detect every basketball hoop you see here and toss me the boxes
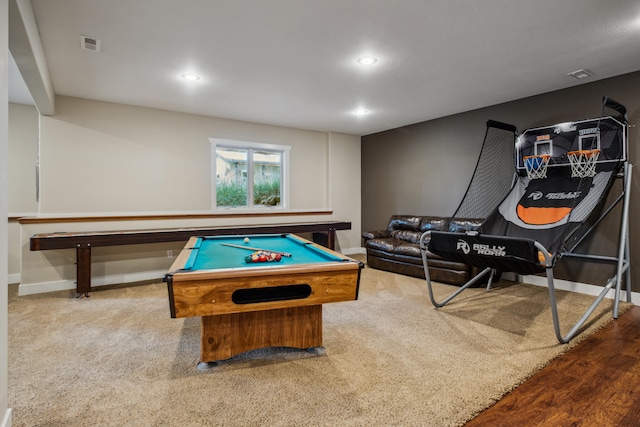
[524,154,551,179]
[567,149,600,178]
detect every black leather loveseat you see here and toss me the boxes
[362,215,483,285]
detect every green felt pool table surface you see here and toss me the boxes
[184,233,345,271]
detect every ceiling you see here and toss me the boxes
[9,0,640,136]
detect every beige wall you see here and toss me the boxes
[8,103,38,213]
[2,0,11,420]
[13,96,362,294]
[362,70,640,291]
[327,131,362,251]
[7,220,21,284]
[7,103,38,282]
[39,96,333,213]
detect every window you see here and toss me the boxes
[210,138,290,210]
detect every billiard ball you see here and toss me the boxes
[244,237,250,243]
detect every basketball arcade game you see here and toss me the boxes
[419,97,632,343]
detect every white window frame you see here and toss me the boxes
[210,138,290,211]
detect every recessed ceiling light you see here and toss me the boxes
[353,108,369,116]
[181,73,201,81]
[357,56,378,65]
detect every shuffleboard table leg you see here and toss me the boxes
[327,229,336,250]
[76,246,92,297]
[311,230,336,249]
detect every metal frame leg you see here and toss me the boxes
[614,163,632,317]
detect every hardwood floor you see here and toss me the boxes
[465,306,640,426]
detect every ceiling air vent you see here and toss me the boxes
[80,35,101,52]
[567,69,593,80]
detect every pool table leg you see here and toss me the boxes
[199,305,323,363]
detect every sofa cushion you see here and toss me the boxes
[365,242,470,270]
[394,241,422,257]
[362,230,389,240]
[364,237,403,253]
[390,229,422,244]
[419,217,449,232]
[387,215,423,232]
[448,218,484,233]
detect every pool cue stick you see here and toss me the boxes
[220,242,292,257]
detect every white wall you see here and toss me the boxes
[2,0,12,422]
[39,96,332,213]
[16,96,362,294]
[8,103,37,213]
[7,103,38,283]
[327,131,361,251]
[6,221,20,284]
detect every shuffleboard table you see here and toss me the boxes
[29,221,351,296]
[164,233,362,367]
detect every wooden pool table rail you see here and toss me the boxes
[166,260,361,318]
[29,221,351,295]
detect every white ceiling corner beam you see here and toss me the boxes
[8,0,54,115]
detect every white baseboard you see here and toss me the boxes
[341,246,366,256]
[18,279,76,296]
[1,408,12,427]
[7,273,20,285]
[18,269,168,296]
[522,274,640,305]
[17,250,368,296]
[20,255,636,305]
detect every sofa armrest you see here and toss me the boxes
[362,230,389,240]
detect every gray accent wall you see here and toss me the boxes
[362,70,640,290]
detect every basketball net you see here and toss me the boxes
[567,149,600,178]
[524,154,551,180]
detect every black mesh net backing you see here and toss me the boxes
[602,96,628,123]
[479,97,627,259]
[451,120,517,221]
[560,96,628,252]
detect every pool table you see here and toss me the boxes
[164,233,363,366]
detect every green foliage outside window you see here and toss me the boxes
[216,177,280,207]
[253,177,281,206]
[216,178,248,207]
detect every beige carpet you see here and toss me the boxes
[8,259,631,427]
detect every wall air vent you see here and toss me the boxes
[80,35,101,52]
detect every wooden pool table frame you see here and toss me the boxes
[164,235,362,365]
